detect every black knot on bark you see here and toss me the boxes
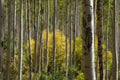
[1,41,3,47]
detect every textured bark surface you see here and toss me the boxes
[6,0,12,79]
[96,0,104,80]
[82,0,96,80]
[111,0,119,80]
[0,0,4,79]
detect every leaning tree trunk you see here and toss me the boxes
[111,0,119,80]
[96,0,104,80]
[82,0,96,80]
[0,0,4,79]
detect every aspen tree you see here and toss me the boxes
[82,0,96,80]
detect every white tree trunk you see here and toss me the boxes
[82,0,96,80]
[111,0,119,80]
[18,0,23,80]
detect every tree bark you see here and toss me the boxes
[27,0,32,80]
[52,0,57,76]
[33,0,38,74]
[18,0,23,80]
[82,0,96,80]
[13,0,16,64]
[105,0,110,80]
[46,0,49,79]
[65,0,68,78]
[0,0,4,79]
[96,0,104,80]
[6,0,12,79]
[69,0,72,79]
[73,0,78,66]
[111,0,119,80]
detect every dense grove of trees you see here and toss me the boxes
[0,0,120,80]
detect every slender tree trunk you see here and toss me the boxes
[111,0,119,80]
[6,0,12,79]
[69,0,72,68]
[0,0,4,79]
[96,0,104,80]
[119,0,120,69]
[69,0,72,79]
[94,0,98,79]
[46,0,49,79]
[73,0,78,66]
[65,0,68,78]
[37,0,40,73]
[23,0,27,57]
[38,0,41,74]
[42,0,46,73]
[105,0,110,80]
[52,0,57,76]
[82,0,96,80]
[27,0,32,80]
[40,2,44,79]
[13,0,16,64]
[18,0,23,80]
[33,0,38,74]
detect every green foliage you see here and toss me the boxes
[76,72,84,80]
[48,70,65,80]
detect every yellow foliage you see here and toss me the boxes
[103,51,112,69]
[76,72,84,80]
[42,29,66,66]
[24,29,112,73]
